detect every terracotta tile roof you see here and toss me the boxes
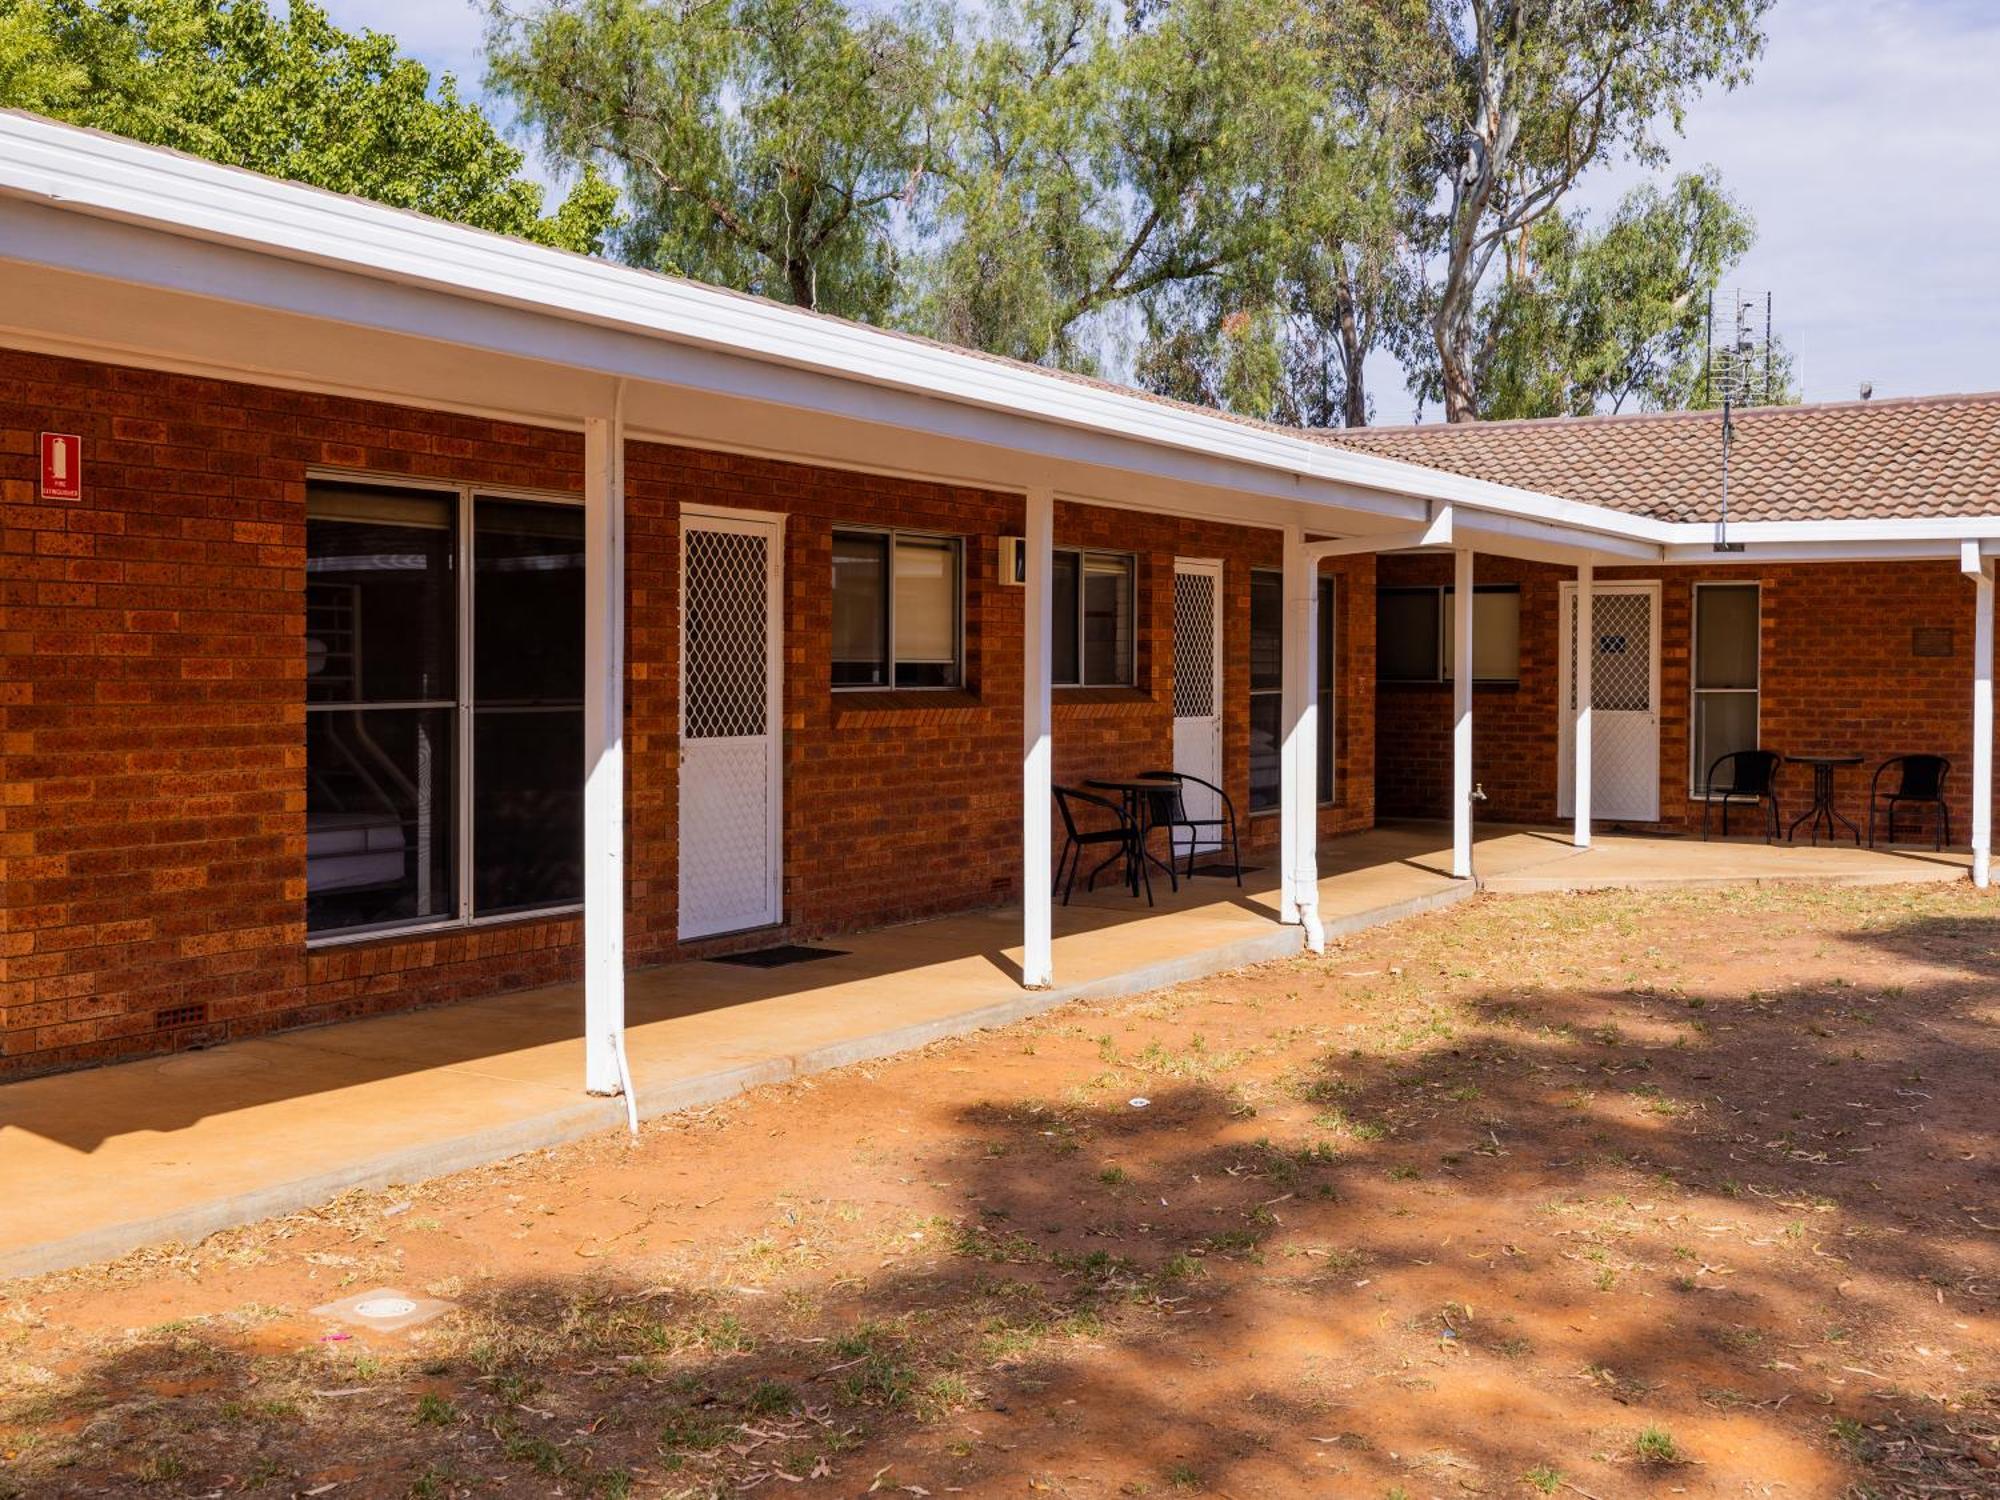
[1319,394,2000,524]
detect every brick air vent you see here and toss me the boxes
[155,1003,209,1030]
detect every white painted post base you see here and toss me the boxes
[1969,544,1993,889]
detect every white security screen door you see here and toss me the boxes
[679,508,784,939]
[1559,581,1661,823]
[1173,559,1225,850]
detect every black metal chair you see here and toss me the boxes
[1138,770,1243,887]
[1700,749,1783,842]
[1052,785,1151,906]
[1868,754,1951,850]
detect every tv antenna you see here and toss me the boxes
[1704,290,1775,552]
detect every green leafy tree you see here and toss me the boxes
[0,0,617,253]
[1470,169,1776,418]
[1423,0,1773,421]
[486,0,933,318]
[911,0,1310,367]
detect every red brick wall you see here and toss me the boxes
[1374,554,1561,824]
[1375,553,1984,838]
[0,348,585,1076]
[2,348,1381,1079]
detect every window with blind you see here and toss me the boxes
[1691,582,1760,792]
[305,480,583,939]
[1376,585,1521,683]
[1052,549,1135,686]
[831,529,964,688]
[1248,570,1335,812]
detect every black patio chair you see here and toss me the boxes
[1868,754,1952,850]
[1052,784,1150,906]
[1138,770,1243,887]
[1699,749,1783,842]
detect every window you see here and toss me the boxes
[305,480,584,939]
[831,529,963,688]
[1375,586,1521,683]
[1692,582,1760,792]
[1053,549,1136,686]
[1248,571,1336,813]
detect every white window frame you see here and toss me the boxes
[1375,584,1522,684]
[305,468,584,947]
[1689,580,1762,796]
[1053,546,1139,688]
[830,525,966,692]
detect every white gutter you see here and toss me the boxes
[0,111,1993,559]
[0,111,1643,546]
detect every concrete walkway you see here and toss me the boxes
[0,824,1966,1279]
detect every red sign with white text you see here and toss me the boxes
[40,432,81,501]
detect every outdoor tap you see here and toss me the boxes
[1470,782,1488,804]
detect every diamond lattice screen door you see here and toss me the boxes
[1173,559,1225,851]
[1558,580,1662,823]
[679,509,785,939]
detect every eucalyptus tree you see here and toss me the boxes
[1422,0,1772,421]
[485,0,935,318]
[911,0,1308,369]
[1471,168,1768,418]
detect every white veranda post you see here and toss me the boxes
[1967,542,1994,889]
[1280,525,1324,950]
[1022,487,1055,986]
[583,398,627,1096]
[1452,548,1475,880]
[1573,561,1594,848]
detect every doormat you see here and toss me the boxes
[708,944,850,969]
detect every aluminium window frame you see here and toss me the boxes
[304,467,585,948]
[1053,545,1139,689]
[1687,579,1763,797]
[1374,583,1522,685]
[1247,567,1337,812]
[829,524,967,692]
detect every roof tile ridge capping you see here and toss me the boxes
[1315,390,2000,440]
[0,108,1361,452]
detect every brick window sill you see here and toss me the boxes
[834,689,987,726]
[1054,687,1154,716]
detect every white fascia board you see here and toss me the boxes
[0,111,1639,538]
[1456,509,1662,564]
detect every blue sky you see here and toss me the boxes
[320,0,2000,419]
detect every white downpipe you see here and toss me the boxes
[582,391,627,1095]
[611,1029,638,1135]
[1282,525,1324,950]
[1452,549,1475,881]
[1969,547,1993,888]
[1574,561,1594,849]
[1022,487,1055,986]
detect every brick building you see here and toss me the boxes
[4,114,1999,1088]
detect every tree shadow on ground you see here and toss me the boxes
[5,900,1999,1498]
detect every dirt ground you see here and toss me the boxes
[2,883,1997,1499]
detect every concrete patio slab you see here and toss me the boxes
[0,823,1967,1280]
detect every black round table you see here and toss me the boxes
[1784,752,1864,845]
[1083,776,1181,897]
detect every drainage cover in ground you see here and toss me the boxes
[707,944,850,969]
[310,1287,454,1333]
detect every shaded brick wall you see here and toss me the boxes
[0,348,583,1076]
[2,349,1380,1078]
[1374,554,1561,824]
[1375,553,1984,837]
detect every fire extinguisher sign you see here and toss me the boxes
[40,432,82,501]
